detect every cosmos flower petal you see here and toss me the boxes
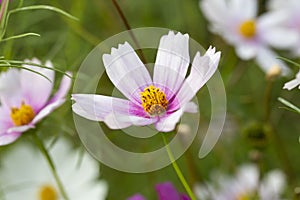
[153,31,190,96]
[48,72,72,104]
[21,59,55,111]
[200,0,228,29]
[0,132,22,146]
[127,194,147,200]
[0,68,22,107]
[235,44,257,60]
[155,102,196,132]
[104,112,157,129]
[255,47,290,76]
[230,0,257,19]
[283,79,300,90]
[176,47,220,107]
[7,124,34,133]
[31,99,66,124]
[155,182,182,200]
[72,94,131,121]
[260,170,286,199]
[103,42,152,105]
[260,21,299,49]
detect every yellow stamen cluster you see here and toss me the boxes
[38,184,58,200]
[140,85,168,116]
[10,102,35,126]
[239,20,256,38]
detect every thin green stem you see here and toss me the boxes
[263,79,294,184]
[111,0,147,64]
[32,133,70,200]
[161,133,197,200]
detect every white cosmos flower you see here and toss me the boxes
[194,164,286,200]
[268,0,300,56]
[200,0,297,75]
[283,70,300,90]
[72,31,220,132]
[0,139,108,200]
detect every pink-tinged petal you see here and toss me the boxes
[153,31,190,97]
[127,194,146,200]
[104,112,157,129]
[72,94,131,121]
[48,72,72,104]
[7,124,34,133]
[31,99,66,124]
[255,47,290,76]
[0,132,22,146]
[21,59,55,111]
[102,42,152,105]
[156,102,197,132]
[72,94,156,129]
[155,182,181,200]
[0,68,22,107]
[176,47,221,107]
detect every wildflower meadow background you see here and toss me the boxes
[0,0,300,200]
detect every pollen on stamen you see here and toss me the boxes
[239,20,256,38]
[140,85,168,116]
[10,102,35,126]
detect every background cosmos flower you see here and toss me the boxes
[72,31,220,132]
[195,164,286,200]
[0,58,72,146]
[0,138,108,200]
[200,0,297,75]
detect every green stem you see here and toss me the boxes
[161,133,197,200]
[111,0,147,64]
[32,133,70,200]
[263,79,294,184]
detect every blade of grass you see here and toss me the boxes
[278,97,300,114]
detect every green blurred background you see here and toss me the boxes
[0,0,300,199]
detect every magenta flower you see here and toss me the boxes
[72,31,220,132]
[0,58,72,145]
[127,182,190,200]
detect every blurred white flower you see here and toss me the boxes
[200,0,297,75]
[283,70,300,90]
[194,164,286,200]
[268,0,300,56]
[0,139,108,200]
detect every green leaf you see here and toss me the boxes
[0,64,51,81]
[278,97,300,114]
[1,5,78,39]
[9,5,78,21]
[277,56,300,69]
[1,32,40,42]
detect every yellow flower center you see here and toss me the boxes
[10,102,35,126]
[237,193,251,200]
[239,20,256,38]
[38,185,58,200]
[140,85,168,116]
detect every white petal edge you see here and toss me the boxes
[255,47,290,76]
[102,42,152,105]
[176,46,221,107]
[21,58,55,111]
[49,72,72,104]
[155,102,197,132]
[153,31,190,96]
[0,132,22,146]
